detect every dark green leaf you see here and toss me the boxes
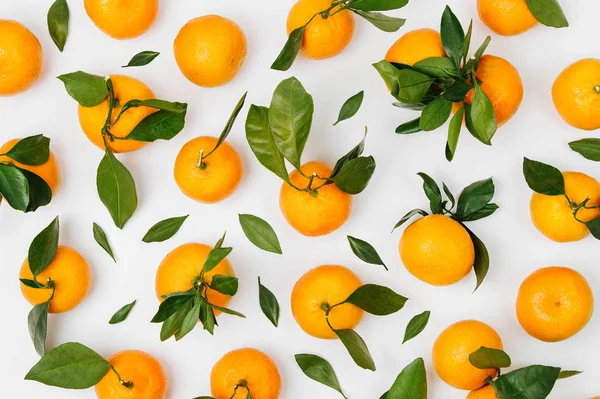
[557,370,582,379]
[569,138,600,161]
[331,130,366,178]
[373,60,403,94]
[491,365,560,399]
[465,84,496,145]
[214,231,227,249]
[0,164,29,211]
[20,278,42,289]
[414,57,459,78]
[204,92,247,158]
[47,0,69,52]
[57,71,107,107]
[463,20,473,62]
[108,300,136,324]
[142,215,189,243]
[446,105,463,161]
[526,0,568,28]
[417,172,443,213]
[295,354,346,397]
[258,277,280,327]
[199,301,216,335]
[210,275,239,296]
[348,0,408,11]
[388,358,427,399]
[396,70,433,104]
[352,10,405,32]
[522,157,565,195]
[335,329,376,371]
[440,6,464,69]
[203,247,233,273]
[113,99,187,124]
[28,217,59,278]
[160,298,193,341]
[469,347,511,369]
[205,301,246,318]
[402,311,430,344]
[464,226,489,291]
[20,169,52,213]
[271,26,305,71]
[443,81,472,102]
[585,217,600,240]
[92,223,115,262]
[461,203,498,221]
[420,97,452,131]
[344,284,407,316]
[392,209,428,231]
[239,214,282,254]
[443,183,455,208]
[456,178,495,220]
[3,135,50,166]
[24,342,111,389]
[151,294,194,323]
[347,236,387,270]
[396,118,422,134]
[177,297,201,340]
[28,301,49,356]
[334,91,364,125]
[465,36,491,72]
[126,105,188,142]
[122,51,160,67]
[332,155,376,195]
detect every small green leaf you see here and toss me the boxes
[126,105,188,142]
[331,130,367,178]
[177,297,201,340]
[526,0,568,28]
[344,284,407,316]
[446,105,463,161]
[418,172,443,213]
[205,301,246,318]
[396,70,433,104]
[0,164,29,211]
[332,155,376,195]
[142,215,189,243]
[352,10,405,32]
[348,0,408,11]
[522,157,565,195]
[20,278,42,289]
[391,209,428,232]
[108,300,136,324]
[414,57,459,78]
[210,275,239,296]
[373,60,403,93]
[456,178,495,220]
[347,236,387,270]
[464,36,491,72]
[122,51,160,67]
[443,183,456,209]
[28,301,49,356]
[203,247,233,273]
[491,365,560,399]
[28,217,59,278]
[334,91,364,125]
[57,71,108,107]
[20,169,52,213]
[464,226,489,291]
[557,370,582,379]
[199,301,216,335]
[440,6,464,69]
[585,217,600,240]
[112,99,187,124]
[396,118,422,134]
[239,214,282,254]
[465,84,496,145]
[420,97,452,131]
[211,92,247,156]
[4,135,50,166]
[460,203,498,222]
[388,358,427,399]
[160,298,193,341]
[402,311,430,344]
[463,20,473,63]
[469,346,511,369]
[271,26,305,71]
[258,277,280,327]
[92,223,115,262]
[295,354,346,398]
[335,329,376,371]
[569,138,600,162]
[47,0,69,52]
[151,292,194,323]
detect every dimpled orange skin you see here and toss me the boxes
[0,139,60,194]
[211,348,281,399]
[84,0,158,39]
[400,214,475,286]
[516,266,594,342]
[155,243,235,316]
[78,75,156,153]
[286,0,354,60]
[280,161,352,237]
[174,136,243,203]
[19,246,91,314]
[433,320,503,391]
[0,20,42,95]
[552,59,600,130]
[174,15,247,88]
[291,265,363,339]
[477,0,538,36]
[467,385,498,399]
[530,172,600,242]
[95,350,167,399]
[385,29,446,66]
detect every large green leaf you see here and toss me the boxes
[402,311,431,344]
[347,236,387,270]
[126,105,188,142]
[440,6,464,69]
[469,347,511,369]
[335,329,376,371]
[396,70,433,104]
[258,277,280,327]
[456,178,495,220]
[57,71,107,107]
[465,84,496,145]
[349,0,408,11]
[28,216,60,278]
[20,169,52,212]
[353,10,405,32]
[491,365,561,399]
[344,284,407,316]
[334,91,364,125]
[0,164,29,211]
[522,158,565,195]
[3,135,50,166]
[569,138,600,161]
[122,51,160,67]
[332,156,376,195]
[419,97,452,131]
[295,354,346,397]
[526,0,568,28]
[271,26,305,71]
[142,215,189,243]
[388,358,427,399]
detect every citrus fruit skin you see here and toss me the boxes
[552,58,600,130]
[0,138,60,194]
[174,15,247,88]
[280,161,352,237]
[433,320,503,390]
[477,0,538,36]
[95,350,167,399]
[286,0,355,60]
[467,385,498,399]
[291,265,363,339]
[0,20,42,95]
[84,0,158,39]
[516,266,594,342]
[20,246,91,314]
[385,28,446,66]
[78,75,156,153]
[174,136,243,203]
[211,348,281,399]
[530,171,600,243]
[155,243,235,315]
[399,214,474,286]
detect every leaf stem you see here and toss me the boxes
[101,78,117,148]
[110,364,133,389]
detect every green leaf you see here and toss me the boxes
[522,157,565,195]
[347,236,387,270]
[160,298,193,341]
[28,216,59,278]
[177,297,201,340]
[271,26,305,71]
[24,342,111,389]
[295,354,346,398]
[463,20,473,63]
[239,214,282,254]
[456,178,495,220]
[402,311,431,344]
[92,223,115,262]
[108,300,136,324]
[465,36,491,72]
[396,70,433,104]
[122,51,160,67]
[28,301,49,356]
[245,105,289,182]
[464,226,489,291]
[97,149,138,229]
[213,93,247,155]
[344,284,407,316]
[4,135,50,166]
[332,155,376,195]
[151,293,194,323]
[142,215,189,243]
[331,130,366,178]
[446,105,463,161]
[335,329,376,371]
[491,365,561,399]
[352,10,405,32]
[396,118,422,134]
[420,97,452,131]
[388,358,427,399]
[392,209,428,232]
[214,231,227,249]
[113,99,187,124]
[465,84,496,145]
[334,91,364,125]
[460,203,498,222]
[414,57,459,78]
[20,169,52,213]
[269,77,314,169]
[443,81,472,102]
[47,0,69,52]
[20,278,42,289]
[417,172,443,213]
[557,370,582,379]
[210,275,239,296]
[585,217,600,240]
[199,301,216,335]
[57,71,107,107]
[440,6,464,69]
[569,138,600,161]
[0,164,29,211]
[205,301,246,318]
[126,104,188,142]
[443,182,456,208]
[348,0,408,11]
[526,0,568,28]
[469,346,511,369]
[373,60,403,93]
[203,247,233,273]
[258,277,280,327]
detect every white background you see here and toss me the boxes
[0,0,599,398]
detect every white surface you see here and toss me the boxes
[0,0,599,398]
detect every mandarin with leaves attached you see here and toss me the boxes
[385,28,446,66]
[84,0,158,39]
[477,0,537,36]
[0,20,42,95]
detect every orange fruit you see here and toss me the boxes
[78,74,156,153]
[433,320,503,390]
[467,385,498,399]
[287,0,355,60]
[0,20,42,95]
[516,266,594,342]
[477,0,538,36]
[20,246,91,314]
[399,214,474,286]
[211,348,281,399]
[280,161,352,236]
[84,0,158,39]
[552,58,600,130]
[174,15,247,88]
[385,28,446,66]
[155,243,235,315]
[95,350,167,399]
[291,265,363,339]
[530,171,600,242]
[0,138,60,193]
[174,136,243,203]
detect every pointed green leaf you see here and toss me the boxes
[122,51,160,67]
[4,135,50,166]
[344,284,407,316]
[92,223,115,262]
[28,301,49,356]
[392,208,428,232]
[347,236,387,270]
[522,157,565,195]
[388,358,427,399]
[440,6,464,68]
[28,217,59,278]
[353,10,405,32]
[295,354,346,397]
[334,91,364,125]
[126,105,188,142]
[569,138,600,162]
[417,172,443,213]
[108,300,136,324]
[402,311,431,344]
[335,329,376,371]
[332,155,376,195]
[210,275,239,296]
[456,178,495,220]
[239,214,282,254]
[271,26,305,71]
[396,118,422,135]
[142,215,189,243]
[446,105,463,161]
[57,71,107,107]
[0,164,29,211]
[491,365,560,399]
[526,0,568,28]
[258,277,280,327]
[419,97,452,131]
[469,346,511,369]
[47,0,69,52]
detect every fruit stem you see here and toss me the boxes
[197,150,208,170]
[595,85,600,94]
[110,365,133,389]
